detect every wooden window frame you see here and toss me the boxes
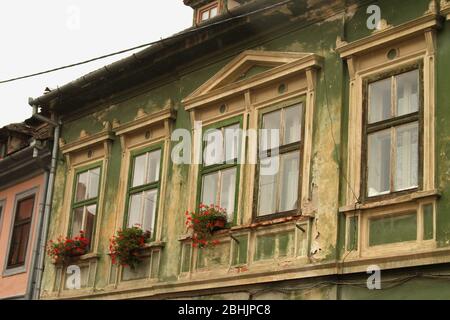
[361,62,424,203]
[197,1,219,23]
[196,115,243,226]
[123,143,164,242]
[253,96,306,222]
[0,199,4,237]
[4,189,37,273]
[68,162,102,251]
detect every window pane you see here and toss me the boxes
[8,223,30,267]
[368,78,392,123]
[128,193,142,228]
[258,158,277,216]
[132,154,147,187]
[204,129,224,166]
[224,124,240,162]
[201,10,209,21]
[17,224,30,265]
[368,129,391,197]
[16,197,34,221]
[395,122,419,191]
[201,172,219,206]
[283,104,302,144]
[396,70,419,117]
[210,6,218,18]
[84,204,96,245]
[71,207,84,237]
[146,150,161,184]
[75,171,88,202]
[220,168,236,221]
[88,168,100,199]
[261,110,281,151]
[279,152,300,212]
[143,189,158,234]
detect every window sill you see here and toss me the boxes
[339,189,440,213]
[52,252,100,265]
[3,265,26,277]
[232,214,308,232]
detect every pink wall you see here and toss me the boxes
[0,174,45,299]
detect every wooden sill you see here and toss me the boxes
[52,252,100,265]
[339,189,440,213]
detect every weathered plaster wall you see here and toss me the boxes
[0,174,45,299]
[39,0,450,300]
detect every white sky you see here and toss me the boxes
[0,0,193,127]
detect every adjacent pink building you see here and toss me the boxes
[0,120,52,299]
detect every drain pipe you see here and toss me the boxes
[26,101,61,300]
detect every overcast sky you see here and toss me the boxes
[0,0,193,127]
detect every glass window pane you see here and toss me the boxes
[146,150,161,184]
[368,129,391,197]
[128,193,142,228]
[258,159,277,216]
[17,224,30,265]
[395,122,419,191]
[75,171,88,202]
[8,224,29,266]
[210,6,218,18]
[88,168,100,199]
[201,10,209,21]
[368,78,392,123]
[143,189,158,234]
[71,207,84,237]
[220,168,236,221]
[279,152,300,212]
[396,70,419,117]
[132,154,147,187]
[283,104,302,144]
[204,129,223,166]
[17,197,34,221]
[85,204,96,244]
[224,124,240,162]
[201,172,219,206]
[261,110,281,151]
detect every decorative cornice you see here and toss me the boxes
[441,0,450,19]
[183,53,323,110]
[60,121,114,154]
[336,13,441,58]
[113,105,177,137]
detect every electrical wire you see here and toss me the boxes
[0,0,293,85]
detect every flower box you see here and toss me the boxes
[47,231,89,265]
[184,204,229,248]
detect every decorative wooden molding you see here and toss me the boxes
[425,0,438,14]
[441,0,450,19]
[60,121,114,155]
[341,14,437,206]
[336,13,441,58]
[113,106,176,137]
[372,19,392,33]
[183,51,323,110]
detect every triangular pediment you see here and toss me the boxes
[187,50,314,98]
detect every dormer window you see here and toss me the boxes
[197,1,219,23]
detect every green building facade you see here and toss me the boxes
[32,0,450,299]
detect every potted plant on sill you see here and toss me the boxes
[109,225,151,269]
[46,231,89,265]
[184,203,229,248]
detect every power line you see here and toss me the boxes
[0,0,293,85]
